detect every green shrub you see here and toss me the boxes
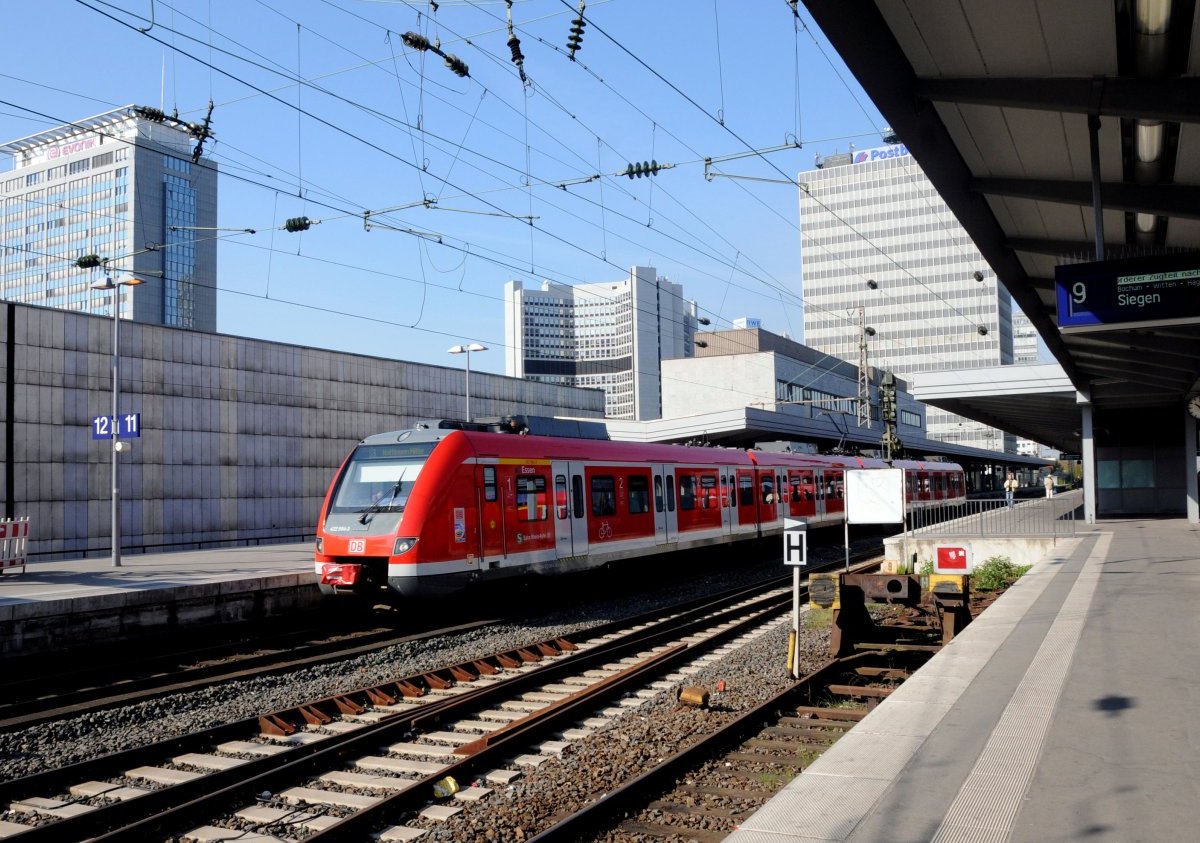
[918,558,935,576]
[973,555,1032,591]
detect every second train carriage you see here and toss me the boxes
[315,424,966,599]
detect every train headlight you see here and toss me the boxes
[315,536,324,554]
[393,537,418,556]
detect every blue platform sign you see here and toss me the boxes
[1055,253,1200,332]
[92,414,141,440]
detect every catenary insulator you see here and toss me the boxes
[402,32,431,52]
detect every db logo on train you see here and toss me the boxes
[348,539,366,554]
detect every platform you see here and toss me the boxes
[726,517,1200,843]
[0,543,318,658]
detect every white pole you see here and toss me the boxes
[791,567,801,678]
[464,349,472,423]
[110,284,122,568]
[844,518,850,571]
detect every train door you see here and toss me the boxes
[825,470,845,515]
[735,469,757,529]
[478,462,506,565]
[564,464,589,556]
[757,469,780,525]
[552,461,588,558]
[652,464,674,545]
[722,469,735,532]
[787,470,817,518]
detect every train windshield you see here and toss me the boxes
[329,442,436,515]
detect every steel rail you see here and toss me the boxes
[89,587,796,841]
[0,619,500,732]
[525,654,878,842]
[0,578,797,841]
[300,592,799,841]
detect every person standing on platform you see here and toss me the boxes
[1004,472,1017,507]
[1044,473,1055,497]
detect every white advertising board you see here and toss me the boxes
[846,468,904,524]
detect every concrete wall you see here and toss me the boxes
[3,302,604,560]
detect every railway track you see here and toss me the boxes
[522,580,965,842]
[0,616,500,733]
[529,647,939,842]
[0,575,804,841]
[0,536,877,733]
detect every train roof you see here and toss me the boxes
[356,427,962,472]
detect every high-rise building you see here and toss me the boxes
[504,266,697,420]
[0,105,217,330]
[1011,310,1041,364]
[799,142,1014,452]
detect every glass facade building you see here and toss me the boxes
[799,143,1014,452]
[0,106,217,329]
[504,267,697,420]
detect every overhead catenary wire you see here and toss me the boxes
[11,6,964,377]
[2,85,955,377]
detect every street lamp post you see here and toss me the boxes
[447,343,488,423]
[91,276,143,568]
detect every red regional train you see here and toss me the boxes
[314,420,966,599]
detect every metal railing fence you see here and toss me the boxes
[907,490,1082,538]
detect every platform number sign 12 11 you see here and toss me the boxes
[91,413,141,440]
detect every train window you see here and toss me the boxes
[654,475,664,513]
[699,474,718,508]
[516,476,548,522]
[789,476,801,503]
[572,475,584,519]
[628,475,650,514]
[665,475,676,512]
[484,466,498,503]
[591,475,617,517]
[555,475,568,519]
[738,475,754,506]
[678,474,696,511]
[761,476,776,505]
[726,475,734,508]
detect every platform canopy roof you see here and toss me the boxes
[804,0,1200,454]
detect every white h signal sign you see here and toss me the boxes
[783,518,807,566]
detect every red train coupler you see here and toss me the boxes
[320,563,361,587]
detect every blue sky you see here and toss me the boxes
[0,0,890,374]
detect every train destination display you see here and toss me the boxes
[1055,254,1200,331]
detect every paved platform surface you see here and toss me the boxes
[726,517,1200,843]
[0,543,313,608]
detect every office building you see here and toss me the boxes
[504,266,697,420]
[0,105,217,330]
[799,142,1014,451]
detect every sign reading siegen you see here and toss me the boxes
[853,143,910,164]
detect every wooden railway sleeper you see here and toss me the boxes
[393,679,425,698]
[332,696,365,716]
[299,704,335,726]
[366,687,398,706]
[449,664,477,682]
[422,672,453,690]
[472,659,499,675]
[257,713,295,737]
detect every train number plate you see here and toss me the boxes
[348,539,366,554]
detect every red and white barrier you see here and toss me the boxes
[0,517,30,575]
